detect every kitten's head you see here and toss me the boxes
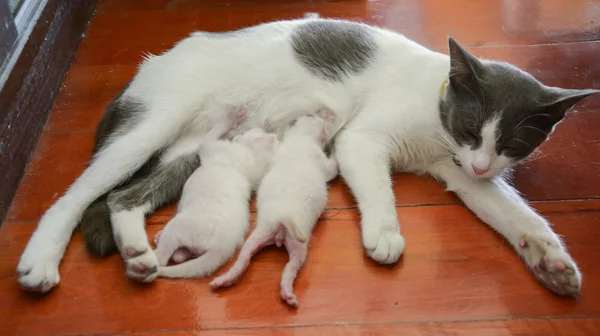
[233,128,279,155]
[287,109,335,146]
[440,37,598,179]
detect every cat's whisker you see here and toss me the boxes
[512,113,552,134]
[513,138,535,149]
[517,125,548,137]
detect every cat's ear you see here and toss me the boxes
[447,37,483,90]
[541,88,599,119]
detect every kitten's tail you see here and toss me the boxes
[279,216,308,243]
[158,247,231,279]
[80,194,118,257]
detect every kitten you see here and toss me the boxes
[18,18,597,296]
[211,111,338,307]
[153,107,278,279]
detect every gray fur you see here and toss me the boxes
[439,37,598,160]
[107,153,200,213]
[291,20,377,81]
[81,84,155,257]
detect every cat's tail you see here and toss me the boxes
[158,247,231,279]
[80,194,118,257]
[279,215,308,243]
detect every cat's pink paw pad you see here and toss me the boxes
[126,250,159,283]
[519,235,581,296]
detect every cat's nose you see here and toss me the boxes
[472,165,490,175]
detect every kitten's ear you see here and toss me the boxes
[542,88,599,119]
[266,134,279,148]
[447,37,483,89]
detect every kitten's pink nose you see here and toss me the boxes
[472,165,490,175]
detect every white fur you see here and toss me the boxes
[18,18,580,295]
[153,110,278,279]
[210,114,338,307]
[457,116,512,178]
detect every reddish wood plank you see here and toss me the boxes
[130,318,600,335]
[1,207,600,335]
[95,0,600,48]
[74,1,600,66]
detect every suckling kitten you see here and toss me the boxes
[211,110,338,307]
[153,107,278,279]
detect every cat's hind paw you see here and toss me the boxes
[519,235,581,296]
[125,249,159,283]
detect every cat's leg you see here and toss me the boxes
[17,107,193,292]
[210,226,275,289]
[335,131,405,264]
[108,153,199,282]
[428,158,581,296]
[280,237,307,307]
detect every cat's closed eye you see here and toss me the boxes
[464,129,479,142]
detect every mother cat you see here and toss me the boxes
[17,18,597,295]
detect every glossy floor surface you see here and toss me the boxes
[2,0,600,335]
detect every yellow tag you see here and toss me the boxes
[440,78,449,98]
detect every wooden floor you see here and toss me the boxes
[2,0,600,335]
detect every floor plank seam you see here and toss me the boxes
[45,316,600,336]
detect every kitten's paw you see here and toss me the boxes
[17,252,60,292]
[228,106,247,129]
[363,227,405,264]
[126,249,159,283]
[280,287,299,307]
[519,235,581,296]
[210,274,238,290]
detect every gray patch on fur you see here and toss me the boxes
[107,153,201,213]
[291,20,377,81]
[94,83,145,153]
[81,82,149,257]
[439,37,598,161]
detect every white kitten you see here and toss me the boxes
[211,110,338,307]
[153,108,278,279]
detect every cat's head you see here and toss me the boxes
[440,37,598,179]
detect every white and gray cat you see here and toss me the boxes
[17,18,597,296]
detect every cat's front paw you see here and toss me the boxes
[17,245,60,292]
[519,234,581,296]
[362,224,405,264]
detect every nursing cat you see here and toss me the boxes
[17,18,597,296]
